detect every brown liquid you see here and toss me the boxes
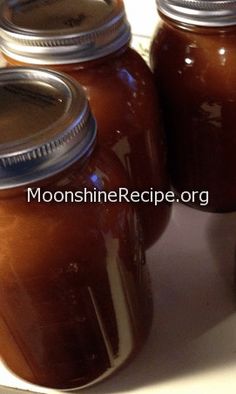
[5,46,171,248]
[0,148,152,389]
[151,17,236,212]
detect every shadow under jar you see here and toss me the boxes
[0,68,152,390]
[150,0,236,212]
[0,0,171,248]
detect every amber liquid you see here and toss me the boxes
[60,47,171,247]
[0,151,152,389]
[151,18,236,212]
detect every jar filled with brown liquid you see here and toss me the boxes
[150,0,236,212]
[0,0,171,248]
[0,68,152,390]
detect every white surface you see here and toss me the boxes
[124,0,157,37]
[1,203,236,393]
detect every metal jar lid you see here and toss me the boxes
[157,0,236,27]
[0,68,97,190]
[0,0,131,65]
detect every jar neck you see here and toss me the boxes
[159,11,236,35]
[3,42,130,70]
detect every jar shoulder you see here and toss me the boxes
[53,47,155,90]
[151,22,236,65]
[150,22,236,92]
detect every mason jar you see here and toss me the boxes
[0,67,152,390]
[0,0,171,247]
[150,0,236,212]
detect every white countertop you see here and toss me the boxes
[1,203,236,394]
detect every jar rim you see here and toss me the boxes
[0,67,97,189]
[0,0,131,65]
[157,0,236,27]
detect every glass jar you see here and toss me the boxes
[0,68,152,390]
[0,0,171,248]
[150,0,236,212]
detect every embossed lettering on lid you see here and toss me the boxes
[0,0,131,64]
[157,0,236,27]
[0,68,97,189]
